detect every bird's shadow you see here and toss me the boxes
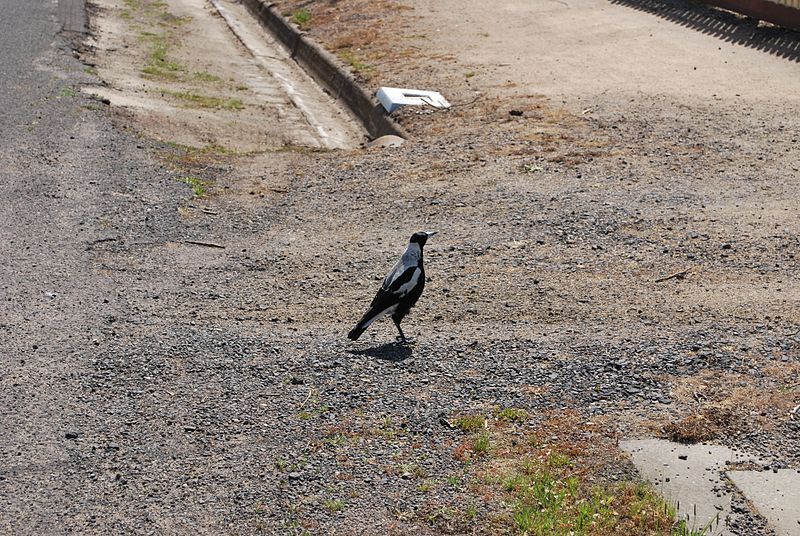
[347,341,413,362]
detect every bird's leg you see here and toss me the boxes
[392,316,408,344]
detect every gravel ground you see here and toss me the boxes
[2,0,798,534]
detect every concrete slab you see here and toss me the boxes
[728,470,800,536]
[621,438,755,535]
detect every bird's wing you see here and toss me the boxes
[381,256,407,289]
[369,265,420,309]
[387,265,422,296]
[354,265,422,331]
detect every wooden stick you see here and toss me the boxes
[655,269,689,283]
[185,240,225,249]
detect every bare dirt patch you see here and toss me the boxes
[84,0,362,150]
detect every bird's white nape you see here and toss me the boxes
[403,241,422,262]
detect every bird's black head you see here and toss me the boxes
[409,231,437,246]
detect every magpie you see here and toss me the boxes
[348,231,437,343]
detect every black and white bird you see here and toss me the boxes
[348,231,437,343]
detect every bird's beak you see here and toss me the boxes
[424,230,438,237]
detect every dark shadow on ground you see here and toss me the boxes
[348,342,413,362]
[609,0,800,62]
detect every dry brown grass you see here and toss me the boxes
[665,410,727,443]
[662,366,799,443]
[329,28,377,51]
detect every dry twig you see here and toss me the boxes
[655,269,689,283]
[184,240,225,249]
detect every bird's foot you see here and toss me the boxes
[395,335,415,346]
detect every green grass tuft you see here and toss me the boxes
[473,432,490,454]
[193,71,222,83]
[454,415,485,433]
[167,91,244,110]
[324,433,348,447]
[178,176,207,197]
[324,498,345,513]
[337,49,374,79]
[497,408,529,422]
[139,32,182,79]
[291,9,311,27]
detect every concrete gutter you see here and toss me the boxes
[242,0,406,140]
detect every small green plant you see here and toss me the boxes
[148,45,180,72]
[140,32,182,79]
[546,451,572,469]
[522,163,544,174]
[672,521,710,535]
[374,415,399,438]
[201,144,240,155]
[178,176,207,197]
[324,433,347,447]
[60,87,76,97]
[565,475,580,497]
[464,502,478,522]
[513,503,536,533]
[295,395,328,421]
[324,498,345,513]
[193,70,222,82]
[465,71,476,78]
[398,463,427,480]
[167,91,244,110]
[83,66,97,75]
[446,475,461,488]
[291,9,311,26]
[454,415,485,433]
[288,459,307,472]
[502,472,528,492]
[473,432,490,454]
[337,49,374,79]
[497,408,529,422]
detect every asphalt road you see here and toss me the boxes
[0,1,176,531]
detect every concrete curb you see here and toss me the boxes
[242,0,406,140]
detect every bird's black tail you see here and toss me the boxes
[348,308,379,340]
[347,325,366,341]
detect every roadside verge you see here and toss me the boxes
[242,0,406,140]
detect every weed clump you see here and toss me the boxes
[291,9,311,27]
[454,415,485,433]
[432,411,706,535]
[497,407,530,422]
[178,176,207,197]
